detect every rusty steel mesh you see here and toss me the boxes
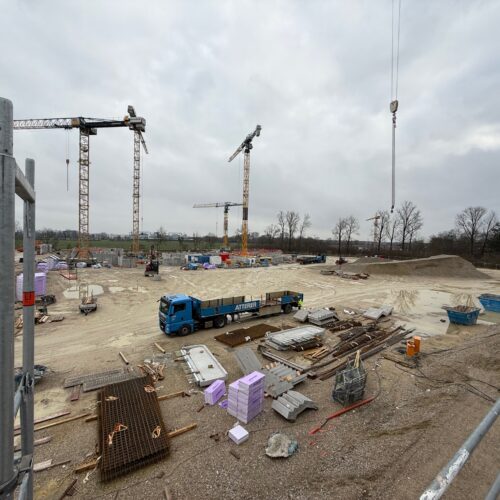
[98,375,169,481]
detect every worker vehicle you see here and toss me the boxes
[159,290,303,336]
[144,245,160,277]
[297,255,326,265]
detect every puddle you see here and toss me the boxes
[63,284,104,299]
[391,288,497,337]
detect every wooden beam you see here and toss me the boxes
[14,411,70,432]
[158,390,186,402]
[25,413,90,435]
[74,458,99,473]
[119,351,129,365]
[166,423,197,439]
[154,342,166,354]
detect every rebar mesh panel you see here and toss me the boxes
[99,375,169,481]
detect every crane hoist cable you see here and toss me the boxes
[66,129,70,191]
[390,0,402,213]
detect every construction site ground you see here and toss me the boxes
[14,259,500,499]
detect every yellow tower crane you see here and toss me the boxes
[193,202,243,249]
[228,125,261,255]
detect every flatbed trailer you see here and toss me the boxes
[159,290,303,336]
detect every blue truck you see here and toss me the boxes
[297,255,326,265]
[159,290,304,336]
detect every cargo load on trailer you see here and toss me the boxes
[158,290,304,336]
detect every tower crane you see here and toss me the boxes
[193,201,243,248]
[366,213,381,246]
[13,108,148,258]
[228,125,261,256]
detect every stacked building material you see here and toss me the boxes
[204,379,226,405]
[308,309,339,326]
[265,325,325,351]
[227,371,265,423]
[36,262,49,273]
[363,305,393,320]
[16,272,47,301]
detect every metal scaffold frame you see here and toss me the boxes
[0,97,36,500]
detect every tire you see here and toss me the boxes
[283,303,293,314]
[214,316,226,328]
[178,325,190,336]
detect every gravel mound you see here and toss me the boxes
[339,255,488,278]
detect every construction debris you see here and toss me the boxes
[265,325,325,351]
[265,433,298,458]
[214,323,280,347]
[272,390,318,421]
[99,375,169,481]
[178,344,228,387]
[328,319,362,332]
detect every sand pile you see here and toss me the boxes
[339,255,488,278]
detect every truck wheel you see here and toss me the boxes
[178,325,190,336]
[214,316,226,328]
[283,303,292,314]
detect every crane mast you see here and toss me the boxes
[13,110,147,258]
[193,201,242,248]
[228,125,261,255]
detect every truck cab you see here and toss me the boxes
[159,294,195,336]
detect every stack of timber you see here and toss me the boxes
[308,326,411,380]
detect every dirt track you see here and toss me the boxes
[14,260,500,499]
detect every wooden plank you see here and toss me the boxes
[166,423,197,438]
[74,458,99,473]
[154,342,166,354]
[85,415,98,423]
[26,413,90,434]
[34,459,71,473]
[69,384,81,402]
[158,390,186,401]
[15,436,52,452]
[119,351,129,365]
[14,411,70,432]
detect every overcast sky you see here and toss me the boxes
[3,0,500,241]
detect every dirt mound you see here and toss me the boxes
[340,255,488,278]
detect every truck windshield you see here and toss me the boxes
[159,298,170,314]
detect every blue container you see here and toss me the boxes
[446,307,480,326]
[478,294,500,313]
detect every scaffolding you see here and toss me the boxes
[0,97,36,500]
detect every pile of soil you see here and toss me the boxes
[339,255,488,278]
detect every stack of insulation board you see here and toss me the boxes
[16,273,47,301]
[204,379,226,405]
[227,371,265,424]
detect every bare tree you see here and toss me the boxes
[286,211,301,251]
[298,214,312,249]
[456,206,487,255]
[277,211,286,249]
[264,224,280,244]
[156,226,167,251]
[397,201,420,250]
[386,215,401,253]
[408,209,423,250]
[344,216,359,255]
[480,210,498,257]
[375,210,390,254]
[332,217,348,258]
